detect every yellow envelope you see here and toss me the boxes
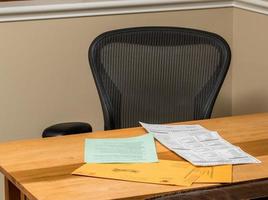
[196,165,232,183]
[72,160,201,186]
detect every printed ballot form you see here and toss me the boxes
[84,134,158,163]
[140,122,260,166]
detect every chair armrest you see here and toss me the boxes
[42,122,92,138]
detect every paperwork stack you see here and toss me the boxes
[72,131,236,186]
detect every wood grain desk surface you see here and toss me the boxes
[1,113,268,200]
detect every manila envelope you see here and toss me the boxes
[72,160,203,186]
[196,165,232,183]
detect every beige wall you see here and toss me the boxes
[232,8,268,115]
[0,8,233,143]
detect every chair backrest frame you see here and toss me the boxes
[89,27,231,130]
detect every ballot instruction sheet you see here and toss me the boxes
[140,122,260,166]
[84,134,158,163]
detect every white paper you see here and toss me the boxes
[140,122,261,166]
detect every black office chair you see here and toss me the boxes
[89,27,231,130]
[43,27,231,136]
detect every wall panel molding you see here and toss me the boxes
[0,0,267,22]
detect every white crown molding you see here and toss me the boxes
[234,0,268,15]
[0,0,267,22]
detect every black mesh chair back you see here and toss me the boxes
[89,27,231,130]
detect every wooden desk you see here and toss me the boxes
[1,113,268,200]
